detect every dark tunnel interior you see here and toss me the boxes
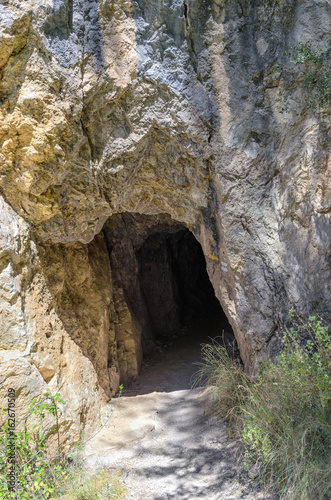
[136,229,231,340]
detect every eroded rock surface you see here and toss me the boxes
[0,0,330,438]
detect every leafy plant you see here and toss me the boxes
[277,34,331,112]
[195,311,331,499]
[0,390,67,499]
[0,386,124,499]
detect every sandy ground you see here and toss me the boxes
[83,326,273,499]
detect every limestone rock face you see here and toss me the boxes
[0,0,330,438]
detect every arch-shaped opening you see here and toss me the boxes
[103,213,238,389]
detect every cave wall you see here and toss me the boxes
[0,199,117,440]
[103,213,185,382]
[0,0,330,439]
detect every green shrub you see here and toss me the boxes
[195,312,331,499]
[277,34,331,112]
[0,391,66,499]
[0,389,125,499]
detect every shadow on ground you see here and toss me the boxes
[84,325,274,499]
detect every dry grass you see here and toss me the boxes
[52,465,126,500]
[194,314,331,499]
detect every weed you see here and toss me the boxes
[276,34,331,112]
[0,387,124,499]
[51,465,125,499]
[195,312,331,499]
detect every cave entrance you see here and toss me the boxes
[103,213,235,388]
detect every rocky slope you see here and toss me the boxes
[0,0,330,439]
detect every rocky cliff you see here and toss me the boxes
[0,0,330,440]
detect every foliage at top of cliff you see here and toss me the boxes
[279,34,331,112]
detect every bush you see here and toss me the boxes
[277,35,331,112]
[195,312,331,499]
[0,391,66,499]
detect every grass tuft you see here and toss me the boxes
[195,312,331,499]
[51,463,126,499]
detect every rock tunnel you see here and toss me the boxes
[102,213,235,390]
[1,0,330,456]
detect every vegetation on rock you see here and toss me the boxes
[278,35,331,112]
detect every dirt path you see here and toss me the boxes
[84,326,271,499]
